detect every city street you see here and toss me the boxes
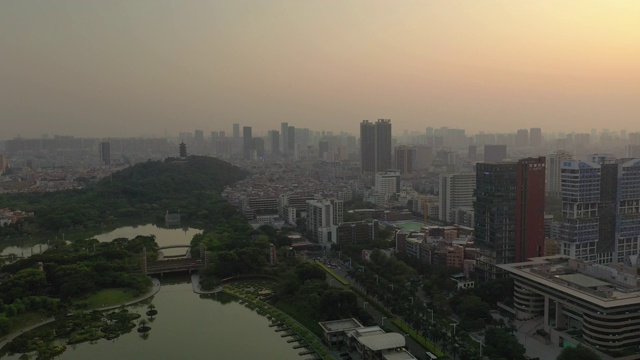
[326,260,436,360]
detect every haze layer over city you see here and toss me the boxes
[3,2,640,360]
[2,1,640,139]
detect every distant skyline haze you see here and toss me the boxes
[2,1,640,140]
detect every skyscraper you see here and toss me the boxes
[269,130,280,157]
[375,119,392,172]
[394,145,415,174]
[474,162,517,281]
[288,125,295,157]
[360,120,376,172]
[546,150,573,198]
[280,122,289,155]
[529,128,542,148]
[99,141,111,165]
[319,141,329,160]
[242,126,252,160]
[516,129,529,147]
[360,119,392,173]
[559,157,640,264]
[232,123,241,155]
[252,137,265,159]
[515,157,546,262]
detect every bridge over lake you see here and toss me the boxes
[141,244,209,275]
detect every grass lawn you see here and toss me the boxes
[73,288,138,309]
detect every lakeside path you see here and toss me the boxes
[0,277,161,351]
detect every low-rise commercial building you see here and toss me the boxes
[500,256,640,359]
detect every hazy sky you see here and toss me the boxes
[2,1,640,140]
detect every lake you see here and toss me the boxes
[1,281,303,360]
[2,224,201,259]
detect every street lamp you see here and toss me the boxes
[452,322,458,337]
[409,296,414,304]
[428,309,434,324]
[381,316,386,326]
[363,302,368,309]
[471,336,484,357]
[375,275,379,284]
[389,284,394,291]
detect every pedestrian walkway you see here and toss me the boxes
[515,318,562,360]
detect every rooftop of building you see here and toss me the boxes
[381,350,418,360]
[318,318,363,333]
[356,332,405,351]
[499,255,640,308]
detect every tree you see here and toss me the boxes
[0,268,47,302]
[557,346,599,360]
[456,295,491,331]
[484,327,526,360]
[295,262,326,282]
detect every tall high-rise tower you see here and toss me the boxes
[232,124,240,139]
[281,122,289,155]
[395,145,415,174]
[439,173,476,223]
[515,157,546,262]
[288,125,295,157]
[559,157,640,264]
[99,141,111,165]
[546,150,573,198]
[529,128,542,148]
[474,162,517,281]
[243,126,253,160]
[360,120,376,172]
[269,130,280,157]
[360,119,392,173]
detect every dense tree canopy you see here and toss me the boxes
[484,327,526,360]
[0,156,248,237]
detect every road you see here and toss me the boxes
[326,260,435,360]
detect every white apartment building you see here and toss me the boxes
[438,172,475,223]
[546,150,573,198]
[374,170,400,204]
[306,198,343,248]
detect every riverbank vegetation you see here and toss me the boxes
[0,235,156,338]
[223,281,332,360]
[2,307,143,359]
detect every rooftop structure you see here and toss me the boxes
[500,256,640,358]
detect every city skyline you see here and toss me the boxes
[3,1,640,140]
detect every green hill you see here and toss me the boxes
[0,156,248,235]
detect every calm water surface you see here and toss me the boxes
[2,224,200,258]
[2,282,303,360]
